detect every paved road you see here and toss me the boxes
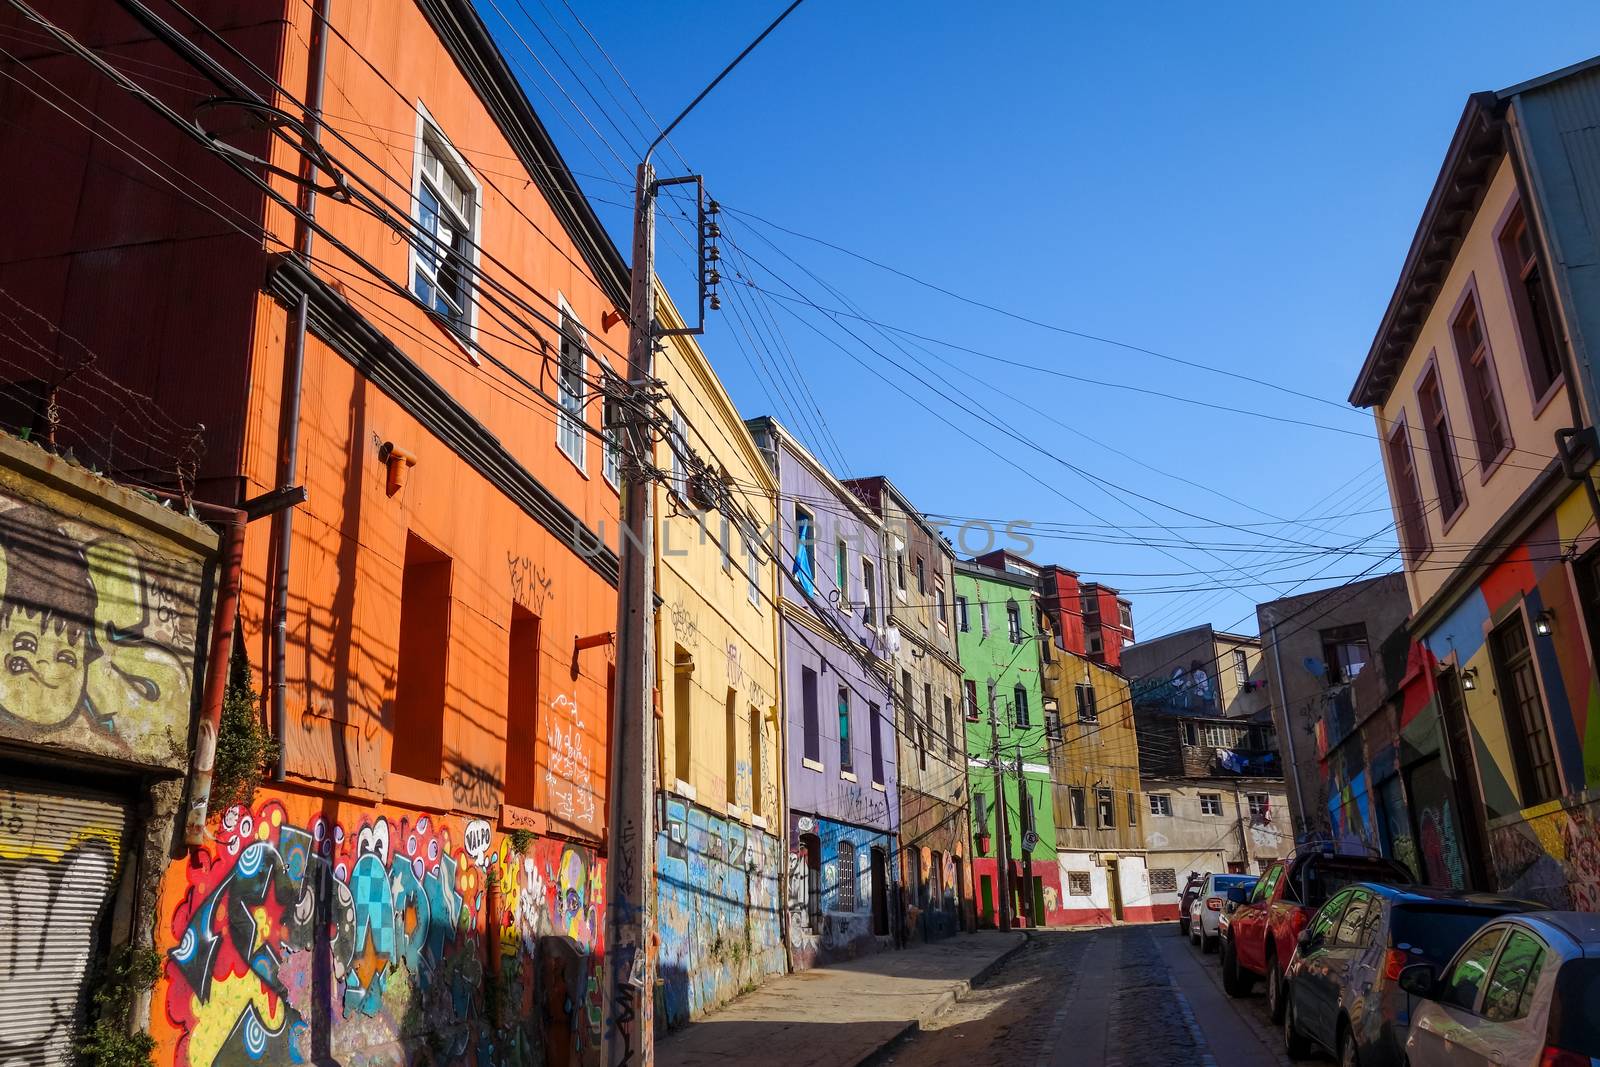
[881,924,1309,1067]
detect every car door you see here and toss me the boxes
[1407,924,1508,1067]
[1297,888,1355,1045]
[1236,862,1282,973]
[1468,928,1551,1066]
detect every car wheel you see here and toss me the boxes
[1222,939,1253,998]
[1283,990,1311,1061]
[1339,1023,1361,1067]
[1266,947,1286,1023]
[1179,917,1189,937]
[1202,931,1217,954]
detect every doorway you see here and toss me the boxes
[979,874,993,927]
[870,846,889,936]
[1107,860,1124,921]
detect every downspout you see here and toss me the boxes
[186,507,246,844]
[1265,612,1308,841]
[269,0,331,779]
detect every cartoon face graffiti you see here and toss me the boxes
[0,506,98,728]
[558,846,587,939]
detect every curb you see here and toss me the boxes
[856,931,1033,1066]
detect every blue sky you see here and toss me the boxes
[482,0,1600,640]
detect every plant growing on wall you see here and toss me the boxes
[77,945,160,1067]
[210,632,278,813]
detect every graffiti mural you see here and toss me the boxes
[0,498,203,764]
[156,794,605,1067]
[655,797,783,1031]
[1490,796,1600,911]
[783,814,894,972]
[545,693,599,833]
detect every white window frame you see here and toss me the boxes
[555,294,589,472]
[667,411,688,499]
[1199,792,1223,817]
[746,533,761,608]
[601,370,622,489]
[1148,793,1172,817]
[409,104,482,354]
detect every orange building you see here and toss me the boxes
[0,1,633,1063]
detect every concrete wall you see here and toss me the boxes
[1139,779,1291,918]
[1125,626,1268,721]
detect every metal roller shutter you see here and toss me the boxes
[0,780,127,1067]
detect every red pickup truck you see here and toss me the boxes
[1220,849,1412,1022]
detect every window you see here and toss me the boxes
[1118,603,1133,630]
[391,533,451,781]
[556,308,589,468]
[1320,623,1370,685]
[1067,871,1091,896]
[1013,685,1030,727]
[1333,890,1377,947]
[1418,366,1465,518]
[1482,930,1546,1022]
[894,539,906,597]
[503,604,540,808]
[1499,200,1564,401]
[1006,601,1022,644]
[979,601,990,637]
[749,705,763,816]
[964,679,980,722]
[944,695,956,757]
[1577,546,1600,679]
[935,580,948,630]
[986,678,998,721]
[1075,683,1097,722]
[924,682,935,761]
[862,557,878,627]
[1232,648,1248,685]
[1096,788,1115,829]
[412,123,477,335]
[1257,858,1275,873]
[1491,612,1561,806]
[1453,291,1512,468]
[1247,793,1271,822]
[1306,889,1353,944]
[673,647,693,783]
[1443,927,1508,1011]
[801,666,820,764]
[836,841,857,912]
[1148,793,1172,817]
[915,554,926,595]
[835,539,849,604]
[1386,417,1431,560]
[1251,863,1284,903]
[837,687,853,771]
[1149,868,1177,894]
[601,386,622,488]
[725,689,739,804]
[719,515,733,574]
[666,411,686,498]
[956,594,970,632]
[1068,787,1087,828]
[974,792,989,836]
[869,702,884,785]
[794,507,816,595]
[1126,791,1137,827]
[1044,702,1061,740]
[1199,793,1223,817]
[746,536,761,608]
[1087,633,1102,657]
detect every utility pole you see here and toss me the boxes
[1232,784,1250,871]
[603,159,657,1067]
[1018,743,1034,928]
[990,698,1014,931]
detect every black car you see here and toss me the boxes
[1177,872,1205,937]
[1281,882,1544,1067]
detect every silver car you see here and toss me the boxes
[1402,911,1600,1067]
[1190,873,1256,953]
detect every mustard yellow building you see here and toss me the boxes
[650,290,786,1026]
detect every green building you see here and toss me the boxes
[953,559,1061,927]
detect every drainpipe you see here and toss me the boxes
[269,0,331,780]
[1265,612,1308,841]
[187,508,246,844]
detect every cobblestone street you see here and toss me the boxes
[883,925,1300,1067]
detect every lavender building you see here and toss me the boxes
[747,417,899,969]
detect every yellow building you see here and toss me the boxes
[650,289,787,1026]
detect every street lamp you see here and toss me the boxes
[1534,609,1556,637]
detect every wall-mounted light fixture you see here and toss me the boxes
[1461,666,1479,691]
[1534,609,1556,637]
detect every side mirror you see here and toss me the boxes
[1397,963,1438,998]
[1226,886,1252,905]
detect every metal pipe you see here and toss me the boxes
[186,510,246,844]
[269,0,330,780]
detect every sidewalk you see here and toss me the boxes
[657,931,1027,1067]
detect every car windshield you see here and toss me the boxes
[1211,876,1255,893]
[1390,906,1513,966]
[1300,859,1411,908]
[1550,959,1600,1057]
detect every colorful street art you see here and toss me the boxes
[654,797,783,1031]
[156,794,605,1067]
[0,497,202,764]
[783,814,894,972]
[1490,796,1600,911]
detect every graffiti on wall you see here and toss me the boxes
[1490,796,1600,911]
[160,797,605,1066]
[655,797,783,1031]
[545,693,598,832]
[0,499,202,763]
[784,815,891,972]
[1130,660,1215,712]
[506,553,554,615]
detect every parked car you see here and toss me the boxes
[1401,911,1600,1067]
[1177,872,1205,938]
[1190,873,1257,953]
[1221,848,1413,1023]
[1280,883,1544,1066]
